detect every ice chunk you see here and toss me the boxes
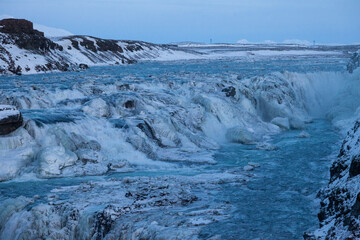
[243,165,255,171]
[225,126,256,144]
[271,117,290,130]
[298,131,310,138]
[256,142,279,151]
[289,118,305,129]
[38,146,78,176]
[248,162,260,168]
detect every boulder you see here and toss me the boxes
[0,105,23,135]
[79,63,89,70]
[124,100,136,109]
[222,86,236,97]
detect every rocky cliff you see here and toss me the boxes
[304,121,360,239]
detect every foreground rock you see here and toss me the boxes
[0,105,23,135]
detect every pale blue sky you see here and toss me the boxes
[1,0,360,44]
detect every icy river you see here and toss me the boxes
[0,55,359,239]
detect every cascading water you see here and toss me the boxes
[0,55,359,239]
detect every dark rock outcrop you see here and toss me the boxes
[222,86,236,97]
[349,154,360,178]
[0,105,23,135]
[0,18,44,36]
[79,63,89,70]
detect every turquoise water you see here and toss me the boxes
[0,120,340,239]
[200,120,339,239]
[0,57,346,239]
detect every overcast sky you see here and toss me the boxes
[1,0,360,44]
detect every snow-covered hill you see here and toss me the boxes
[0,18,194,75]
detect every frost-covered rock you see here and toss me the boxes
[38,146,78,177]
[0,105,23,135]
[271,117,290,130]
[306,120,360,239]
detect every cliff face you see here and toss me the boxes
[305,121,360,239]
[0,19,179,75]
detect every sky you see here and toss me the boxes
[1,0,360,44]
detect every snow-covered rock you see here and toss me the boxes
[306,120,360,239]
[0,105,23,135]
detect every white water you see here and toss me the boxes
[0,56,359,239]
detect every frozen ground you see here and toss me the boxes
[0,52,360,239]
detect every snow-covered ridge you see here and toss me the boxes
[0,32,184,75]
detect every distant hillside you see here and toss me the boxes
[0,18,185,75]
